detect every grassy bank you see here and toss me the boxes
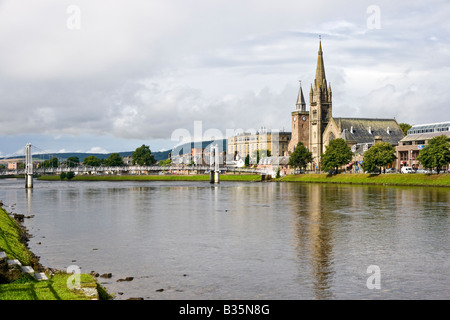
[38,174,262,182]
[280,173,450,187]
[0,206,111,300]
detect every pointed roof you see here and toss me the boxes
[314,40,327,90]
[296,81,306,111]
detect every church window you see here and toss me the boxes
[329,132,335,141]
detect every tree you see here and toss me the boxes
[131,145,156,166]
[40,157,59,168]
[321,138,353,173]
[66,171,75,180]
[104,153,124,166]
[417,135,450,174]
[288,142,312,171]
[399,123,412,136]
[66,156,80,167]
[252,149,271,164]
[362,142,397,173]
[158,158,172,166]
[59,172,67,180]
[244,154,250,167]
[83,155,102,167]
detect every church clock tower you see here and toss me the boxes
[288,81,309,154]
[309,40,332,169]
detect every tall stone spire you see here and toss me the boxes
[314,40,327,91]
[296,81,306,111]
[309,38,332,168]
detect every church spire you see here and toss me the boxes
[296,80,306,111]
[314,39,327,91]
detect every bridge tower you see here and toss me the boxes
[209,144,220,184]
[25,143,33,188]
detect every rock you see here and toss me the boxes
[13,214,24,221]
[100,273,112,278]
[127,297,144,300]
[155,288,164,292]
[117,277,134,282]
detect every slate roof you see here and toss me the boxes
[333,117,404,145]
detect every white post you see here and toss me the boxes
[210,145,215,183]
[214,144,220,184]
[25,143,33,188]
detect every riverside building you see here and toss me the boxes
[396,121,450,170]
[287,40,404,171]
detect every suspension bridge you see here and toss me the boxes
[0,144,268,187]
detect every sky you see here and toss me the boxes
[1,0,449,157]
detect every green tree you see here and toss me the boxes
[362,142,397,173]
[59,172,67,180]
[288,142,312,171]
[252,149,271,164]
[104,153,124,166]
[131,145,156,166]
[66,156,80,167]
[399,123,412,136]
[40,157,59,168]
[417,135,450,174]
[66,171,75,180]
[244,154,250,167]
[83,155,102,167]
[321,138,353,173]
[158,158,172,166]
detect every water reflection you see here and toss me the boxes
[289,183,450,299]
[1,179,449,299]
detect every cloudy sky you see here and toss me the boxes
[0,0,449,157]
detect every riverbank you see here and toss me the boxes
[280,173,450,187]
[36,172,450,187]
[0,204,112,300]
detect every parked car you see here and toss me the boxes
[416,169,430,174]
[401,166,414,174]
[385,168,397,173]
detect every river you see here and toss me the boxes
[0,178,449,300]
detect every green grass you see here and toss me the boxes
[0,207,34,265]
[280,173,450,187]
[0,206,112,300]
[38,174,262,182]
[0,273,105,300]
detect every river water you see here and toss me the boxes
[0,178,449,300]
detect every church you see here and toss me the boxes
[287,41,404,170]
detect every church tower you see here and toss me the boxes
[288,81,309,154]
[309,40,332,169]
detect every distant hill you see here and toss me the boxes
[0,139,226,162]
[1,150,171,162]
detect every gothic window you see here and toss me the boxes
[329,132,335,142]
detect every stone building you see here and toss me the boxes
[288,40,404,170]
[227,128,291,164]
[288,82,310,151]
